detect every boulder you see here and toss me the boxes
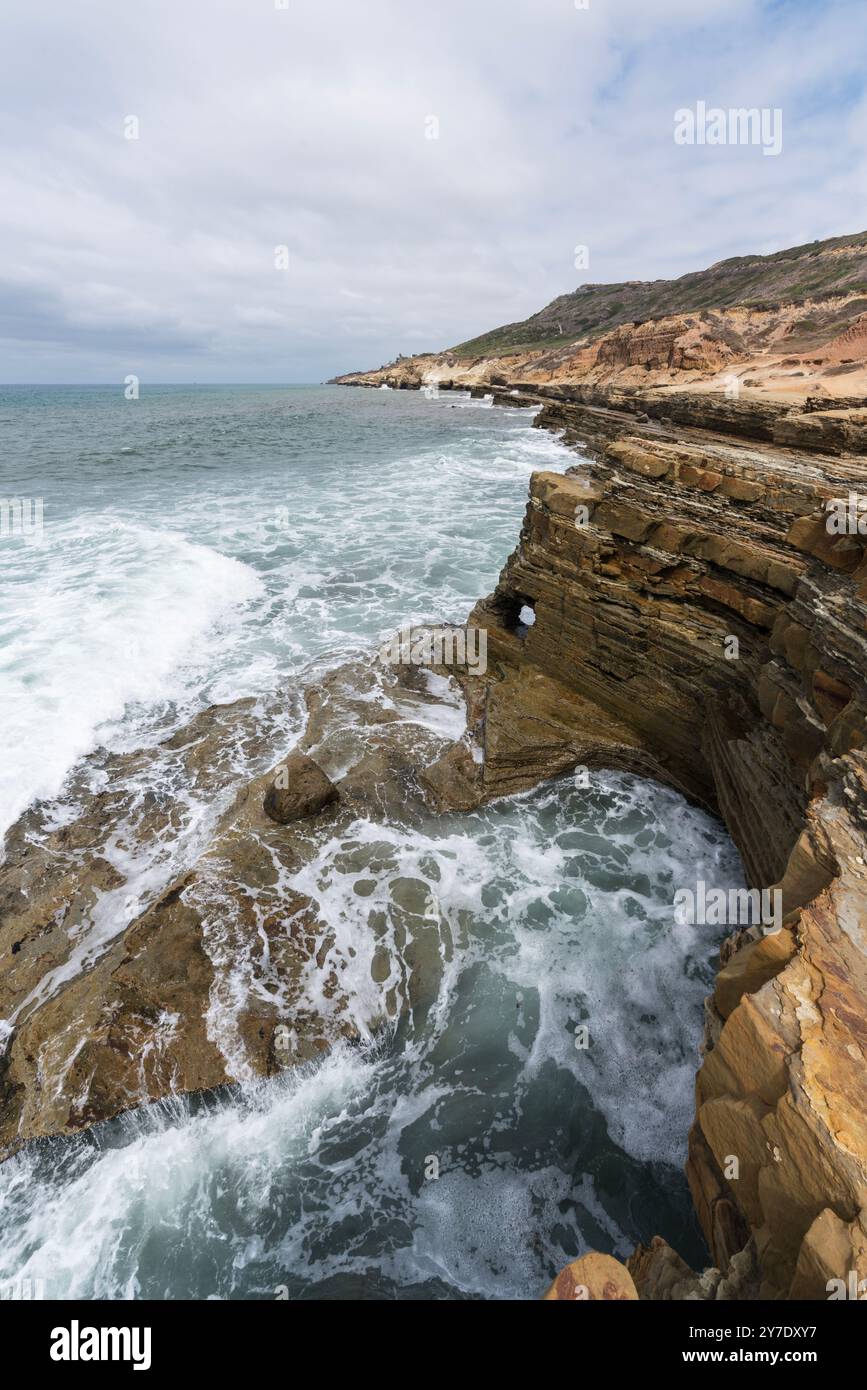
[263,752,338,823]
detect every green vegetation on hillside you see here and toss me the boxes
[451,230,867,359]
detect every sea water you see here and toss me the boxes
[0,385,741,1299]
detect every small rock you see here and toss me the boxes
[543,1252,638,1300]
[263,752,338,823]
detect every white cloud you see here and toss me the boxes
[0,0,864,380]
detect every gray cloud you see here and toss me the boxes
[1,0,865,382]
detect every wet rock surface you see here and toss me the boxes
[0,660,465,1156]
[262,751,338,823]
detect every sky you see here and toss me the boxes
[1,0,866,383]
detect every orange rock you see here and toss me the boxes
[543,1253,638,1301]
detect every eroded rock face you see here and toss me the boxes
[450,391,867,1300]
[421,660,666,810]
[627,1235,761,1301]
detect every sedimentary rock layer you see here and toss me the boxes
[444,387,867,1300]
[331,231,867,402]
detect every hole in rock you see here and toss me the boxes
[515,602,536,639]
[492,589,536,638]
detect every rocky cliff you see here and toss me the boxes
[418,383,867,1301]
[452,231,867,361]
[333,222,867,1292]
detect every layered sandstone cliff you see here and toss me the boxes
[330,309,867,404]
[426,386,867,1301]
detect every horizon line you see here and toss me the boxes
[0,380,330,388]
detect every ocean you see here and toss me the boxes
[0,384,740,1298]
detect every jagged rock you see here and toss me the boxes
[713,927,797,1020]
[628,1236,761,1301]
[788,1207,867,1299]
[628,1237,703,1300]
[421,739,483,812]
[263,751,338,823]
[421,662,667,811]
[543,1253,638,1301]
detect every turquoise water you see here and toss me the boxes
[0,385,740,1299]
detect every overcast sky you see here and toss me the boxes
[1,0,865,383]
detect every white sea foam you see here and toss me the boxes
[0,520,263,839]
[0,394,576,849]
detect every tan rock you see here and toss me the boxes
[543,1253,638,1301]
[787,1207,867,1300]
[714,928,797,1020]
[0,658,468,1155]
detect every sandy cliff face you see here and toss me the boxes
[331,293,867,403]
